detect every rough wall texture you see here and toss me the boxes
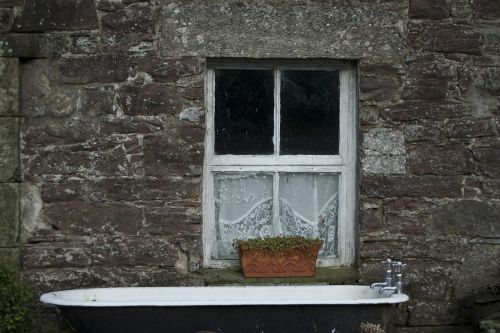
[0,0,498,331]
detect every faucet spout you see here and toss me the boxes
[379,286,397,294]
[370,282,387,289]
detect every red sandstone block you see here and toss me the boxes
[44,202,141,235]
[408,144,473,175]
[361,175,463,198]
[409,0,449,19]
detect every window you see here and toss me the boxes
[203,60,357,268]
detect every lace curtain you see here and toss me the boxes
[213,173,338,260]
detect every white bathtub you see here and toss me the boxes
[41,285,409,332]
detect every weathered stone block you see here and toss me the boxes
[79,85,117,116]
[101,3,152,33]
[361,238,470,263]
[56,54,131,83]
[362,175,463,198]
[381,102,471,121]
[13,0,99,32]
[23,244,91,269]
[409,0,449,19]
[450,0,473,19]
[179,106,204,123]
[360,74,400,102]
[404,123,444,143]
[42,177,143,203]
[363,128,405,154]
[117,83,182,116]
[359,209,385,233]
[143,135,203,177]
[20,59,81,119]
[450,244,500,300]
[474,147,500,177]
[0,33,71,58]
[429,200,500,238]
[409,22,482,55]
[395,326,473,333]
[43,202,141,235]
[159,1,407,61]
[0,7,13,33]
[23,142,136,177]
[359,105,382,126]
[24,266,203,293]
[383,197,433,214]
[473,0,500,20]
[143,206,201,236]
[137,57,205,83]
[101,117,165,136]
[409,145,473,175]
[362,128,406,175]
[0,247,20,272]
[91,236,178,267]
[0,57,18,116]
[23,268,99,294]
[142,176,201,202]
[408,300,457,326]
[409,239,470,261]
[446,118,497,139]
[0,0,23,5]
[97,0,124,12]
[0,117,19,182]
[169,125,205,144]
[482,30,500,55]
[0,183,19,247]
[385,215,426,235]
[360,241,405,260]
[362,155,407,175]
[403,261,455,301]
[402,77,449,101]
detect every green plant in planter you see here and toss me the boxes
[0,269,34,333]
[233,236,324,256]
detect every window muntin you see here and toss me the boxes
[204,60,357,268]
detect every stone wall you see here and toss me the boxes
[0,0,498,331]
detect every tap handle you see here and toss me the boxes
[382,258,392,271]
[394,261,406,274]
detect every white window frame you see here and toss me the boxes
[203,60,357,268]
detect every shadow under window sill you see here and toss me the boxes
[203,267,359,286]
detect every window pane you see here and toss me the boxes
[279,173,339,258]
[280,70,340,155]
[214,69,274,155]
[213,173,273,259]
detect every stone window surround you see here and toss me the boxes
[202,59,358,269]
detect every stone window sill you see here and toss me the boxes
[203,267,359,286]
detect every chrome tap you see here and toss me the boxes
[379,261,406,294]
[370,258,393,289]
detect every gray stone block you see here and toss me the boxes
[0,183,19,247]
[0,57,18,116]
[0,118,19,182]
[158,1,408,61]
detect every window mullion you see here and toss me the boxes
[313,176,318,224]
[273,171,282,235]
[274,68,281,157]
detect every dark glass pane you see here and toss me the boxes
[215,69,274,155]
[280,70,340,155]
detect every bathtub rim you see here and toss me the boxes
[40,285,409,307]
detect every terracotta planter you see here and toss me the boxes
[239,246,321,278]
